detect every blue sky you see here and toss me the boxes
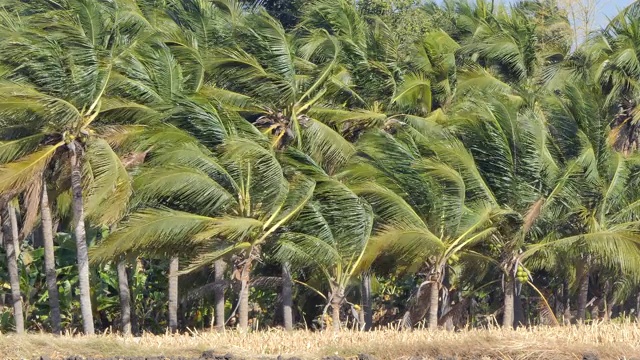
[592,0,634,26]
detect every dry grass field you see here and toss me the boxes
[2,324,640,360]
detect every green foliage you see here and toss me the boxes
[358,0,434,52]
[2,0,640,335]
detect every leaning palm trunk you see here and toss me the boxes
[237,251,257,332]
[427,280,439,330]
[9,205,19,258]
[576,266,590,323]
[503,275,515,328]
[168,256,179,333]
[131,258,145,334]
[361,273,373,331]
[282,262,293,331]
[41,184,61,334]
[238,271,250,332]
[69,143,94,334]
[636,292,640,321]
[213,259,226,332]
[2,207,24,333]
[117,260,132,335]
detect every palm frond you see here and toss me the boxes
[275,232,342,271]
[372,227,444,270]
[147,143,238,192]
[301,117,355,174]
[180,241,252,274]
[0,133,45,164]
[223,137,288,213]
[133,166,237,216]
[89,208,219,263]
[0,82,81,130]
[353,182,426,229]
[19,175,43,239]
[84,138,132,225]
[0,143,63,194]
[193,216,264,243]
[392,73,432,115]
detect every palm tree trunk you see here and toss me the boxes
[69,144,94,334]
[361,273,373,331]
[213,259,226,332]
[563,280,571,325]
[554,283,563,320]
[9,205,19,259]
[331,302,340,332]
[331,288,344,332]
[131,258,144,334]
[41,184,61,334]
[168,256,179,333]
[577,263,590,323]
[117,260,132,335]
[503,275,515,329]
[427,281,439,330]
[331,303,340,332]
[282,262,293,331]
[2,207,24,334]
[238,274,250,332]
[514,292,525,327]
[602,280,611,321]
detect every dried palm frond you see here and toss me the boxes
[438,297,470,330]
[402,280,434,329]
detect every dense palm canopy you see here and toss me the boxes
[2,0,640,334]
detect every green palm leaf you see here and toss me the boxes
[133,166,236,215]
[89,208,220,263]
[0,134,45,164]
[84,138,132,225]
[0,143,63,194]
[392,73,432,115]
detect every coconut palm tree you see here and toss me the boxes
[299,0,461,140]
[362,189,497,330]
[341,127,497,329]
[545,3,640,156]
[205,6,358,174]
[523,80,640,323]
[355,81,574,328]
[592,7,640,154]
[108,31,268,331]
[91,137,315,332]
[274,149,375,331]
[0,0,165,333]
[449,95,573,328]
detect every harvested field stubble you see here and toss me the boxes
[1,324,639,360]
